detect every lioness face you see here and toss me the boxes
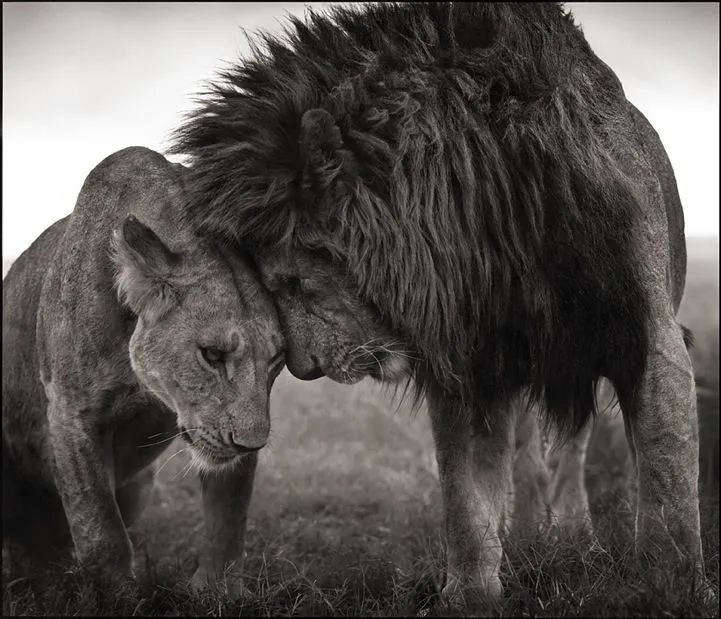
[113,216,284,471]
[256,248,411,385]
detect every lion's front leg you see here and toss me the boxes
[511,402,552,537]
[428,393,515,609]
[191,452,258,598]
[547,415,594,536]
[46,396,134,584]
[616,314,706,590]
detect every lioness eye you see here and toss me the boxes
[199,346,225,368]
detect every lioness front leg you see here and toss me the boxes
[191,452,258,597]
[428,393,515,609]
[47,396,134,584]
[616,313,706,589]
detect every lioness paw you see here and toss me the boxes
[81,561,136,593]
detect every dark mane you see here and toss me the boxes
[170,2,651,438]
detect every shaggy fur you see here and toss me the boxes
[171,2,656,437]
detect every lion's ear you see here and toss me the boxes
[110,215,180,322]
[299,108,356,211]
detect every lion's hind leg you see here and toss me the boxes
[615,311,708,597]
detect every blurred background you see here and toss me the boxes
[2,2,719,266]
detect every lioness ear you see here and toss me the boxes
[111,215,181,322]
[299,108,356,212]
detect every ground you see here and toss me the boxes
[2,238,718,617]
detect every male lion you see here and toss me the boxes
[170,2,706,607]
[2,146,284,592]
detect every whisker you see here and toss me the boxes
[348,336,393,356]
[175,452,197,481]
[357,347,385,381]
[156,446,191,476]
[139,429,188,449]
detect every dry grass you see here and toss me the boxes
[3,239,718,616]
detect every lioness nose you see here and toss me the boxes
[227,431,265,453]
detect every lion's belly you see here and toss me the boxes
[111,392,178,486]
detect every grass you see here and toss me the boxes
[3,239,719,617]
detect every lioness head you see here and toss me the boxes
[256,247,411,385]
[111,215,284,470]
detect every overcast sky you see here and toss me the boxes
[2,2,719,260]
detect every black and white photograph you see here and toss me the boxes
[2,2,718,616]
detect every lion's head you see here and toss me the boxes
[256,246,410,385]
[170,2,651,433]
[111,215,284,471]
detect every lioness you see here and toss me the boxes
[2,146,284,592]
[171,1,709,608]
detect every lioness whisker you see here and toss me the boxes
[139,429,189,449]
[155,446,191,477]
[175,451,198,481]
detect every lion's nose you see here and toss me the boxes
[285,349,324,380]
[289,354,324,381]
[295,366,324,380]
[227,431,265,453]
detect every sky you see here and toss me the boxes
[2,2,719,260]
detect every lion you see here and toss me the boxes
[1,146,284,594]
[169,2,707,608]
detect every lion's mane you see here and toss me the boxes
[171,2,652,437]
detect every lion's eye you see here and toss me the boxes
[198,346,225,369]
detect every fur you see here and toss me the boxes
[2,147,283,591]
[170,2,653,437]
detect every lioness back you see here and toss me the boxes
[3,218,69,485]
[2,217,72,557]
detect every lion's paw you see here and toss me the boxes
[190,564,247,599]
[547,492,594,540]
[423,577,502,618]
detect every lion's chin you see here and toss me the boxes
[325,369,365,385]
[191,449,242,474]
[366,353,410,384]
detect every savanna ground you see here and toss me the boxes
[2,238,719,617]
